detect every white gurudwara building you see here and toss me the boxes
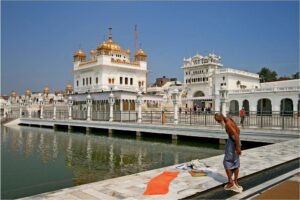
[70,27,162,118]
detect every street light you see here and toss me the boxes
[86,94,92,121]
[136,89,143,123]
[68,96,73,120]
[171,88,179,124]
[108,86,116,122]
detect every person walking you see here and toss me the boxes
[239,107,246,128]
[214,113,243,193]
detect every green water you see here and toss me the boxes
[1,125,223,199]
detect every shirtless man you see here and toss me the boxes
[215,113,242,192]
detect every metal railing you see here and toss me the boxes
[19,109,299,130]
[72,110,87,120]
[92,111,109,121]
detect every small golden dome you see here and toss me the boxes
[11,91,17,97]
[66,84,73,93]
[73,49,86,58]
[126,49,131,54]
[90,49,96,55]
[25,89,31,97]
[43,86,49,94]
[135,49,147,57]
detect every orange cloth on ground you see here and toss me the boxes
[143,171,180,195]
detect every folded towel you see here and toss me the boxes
[143,171,180,195]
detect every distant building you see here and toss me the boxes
[292,72,299,79]
[147,76,182,96]
[181,53,300,114]
[153,76,177,87]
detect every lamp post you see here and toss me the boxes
[53,97,57,120]
[28,98,32,118]
[172,88,179,124]
[219,83,228,116]
[39,98,44,119]
[136,90,143,123]
[68,96,73,120]
[108,89,115,122]
[19,99,23,118]
[86,94,92,121]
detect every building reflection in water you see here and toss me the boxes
[18,129,23,153]
[109,143,114,172]
[25,130,33,157]
[86,136,92,166]
[66,135,73,167]
[2,126,223,187]
[52,134,58,159]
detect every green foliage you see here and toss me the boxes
[258,67,278,82]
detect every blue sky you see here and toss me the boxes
[1,1,299,95]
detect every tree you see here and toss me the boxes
[258,67,278,82]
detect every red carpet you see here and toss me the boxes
[143,171,180,195]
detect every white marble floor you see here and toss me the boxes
[20,139,300,200]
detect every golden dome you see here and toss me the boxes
[73,49,86,58]
[11,91,17,97]
[135,49,147,57]
[97,39,122,52]
[43,86,49,94]
[25,89,31,97]
[66,84,73,93]
[126,49,131,54]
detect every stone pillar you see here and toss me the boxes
[86,127,91,134]
[108,129,113,137]
[136,131,142,139]
[172,134,178,144]
[108,92,115,122]
[86,94,92,121]
[219,84,228,116]
[136,91,143,123]
[68,96,73,120]
[172,89,179,124]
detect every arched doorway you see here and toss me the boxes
[229,100,239,116]
[242,99,250,115]
[193,91,205,108]
[280,98,293,116]
[257,98,272,115]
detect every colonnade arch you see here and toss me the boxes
[257,98,272,115]
[229,100,239,115]
[280,98,293,116]
[242,100,249,114]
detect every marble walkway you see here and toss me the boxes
[21,138,300,200]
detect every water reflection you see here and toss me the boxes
[2,126,223,199]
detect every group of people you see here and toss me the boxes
[178,105,213,115]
